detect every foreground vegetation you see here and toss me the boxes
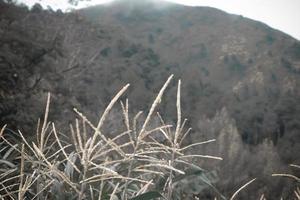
[0,75,299,199]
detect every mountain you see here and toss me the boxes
[0,0,299,198]
[80,0,300,142]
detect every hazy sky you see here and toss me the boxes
[19,0,300,40]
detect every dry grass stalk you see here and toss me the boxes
[138,74,174,140]
[295,187,300,200]
[290,164,300,170]
[230,178,256,200]
[0,76,225,199]
[272,174,300,182]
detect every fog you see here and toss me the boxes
[17,0,300,40]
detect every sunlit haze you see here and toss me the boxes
[18,0,300,40]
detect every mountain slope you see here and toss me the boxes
[1,0,300,198]
[80,0,300,145]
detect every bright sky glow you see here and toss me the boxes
[18,0,300,40]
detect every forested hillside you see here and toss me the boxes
[0,0,299,198]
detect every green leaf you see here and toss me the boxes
[172,168,227,200]
[173,168,204,183]
[154,166,205,191]
[129,191,165,200]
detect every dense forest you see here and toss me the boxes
[0,0,299,199]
